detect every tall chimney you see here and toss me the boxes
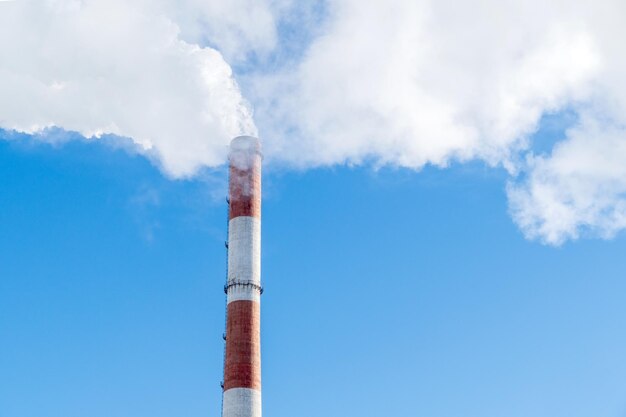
[222,136,262,417]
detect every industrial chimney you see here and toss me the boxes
[222,136,263,417]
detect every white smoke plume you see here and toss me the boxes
[507,119,626,245]
[2,0,626,244]
[0,0,263,177]
[251,0,626,245]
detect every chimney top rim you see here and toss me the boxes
[230,136,261,152]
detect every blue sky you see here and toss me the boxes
[3,1,626,416]
[2,121,626,417]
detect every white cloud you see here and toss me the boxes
[3,0,626,243]
[0,0,259,177]
[252,0,602,168]
[151,0,290,62]
[508,118,626,245]
[249,0,626,244]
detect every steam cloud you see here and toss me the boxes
[2,0,626,244]
[0,0,261,177]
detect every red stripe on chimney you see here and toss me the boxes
[224,300,261,391]
[229,160,261,220]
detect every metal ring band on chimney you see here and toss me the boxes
[224,281,264,295]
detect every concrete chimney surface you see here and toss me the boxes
[222,136,263,417]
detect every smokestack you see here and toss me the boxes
[222,136,263,417]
